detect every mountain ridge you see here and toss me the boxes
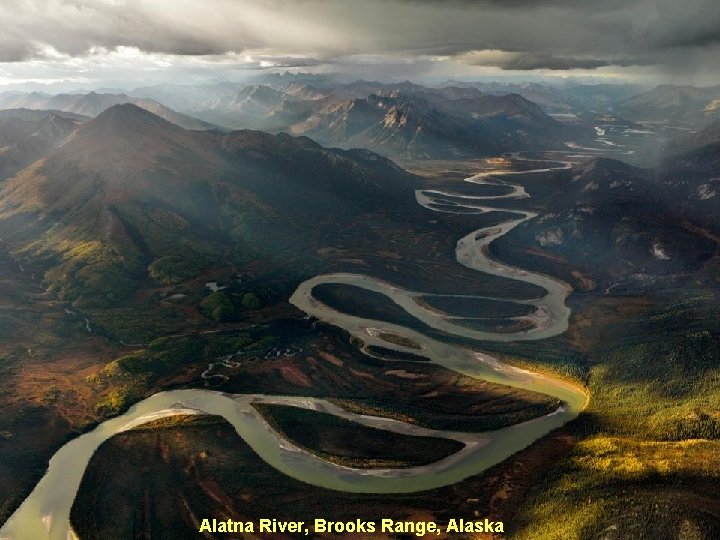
[0,104,419,306]
[0,91,220,131]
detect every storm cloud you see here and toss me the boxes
[0,0,719,83]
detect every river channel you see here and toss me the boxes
[0,159,587,540]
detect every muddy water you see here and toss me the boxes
[0,161,587,540]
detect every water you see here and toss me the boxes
[0,160,587,539]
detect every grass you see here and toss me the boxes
[584,328,720,440]
[148,255,204,285]
[377,332,422,349]
[88,329,260,417]
[329,390,559,433]
[507,288,720,538]
[510,437,720,540]
[200,291,236,321]
[254,403,465,468]
[86,307,187,343]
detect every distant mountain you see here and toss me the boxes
[195,85,318,130]
[124,79,659,133]
[616,85,720,123]
[252,71,334,89]
[126,80,577,140]
[132,84,323,131]
[130,82,239,113]
[281,83,331,101]
[0,104,418,306]
[438,81,646,115]
[562,84,647,111]
[290,91,567,159]
[213,85,289,116]
[0,92,219,131]
[463,82,578,114]
[298,80,485,104]
[0,109,85,181]
[0,108,89,122]
[291,93,482,158]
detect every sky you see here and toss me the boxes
[1,0,720,91]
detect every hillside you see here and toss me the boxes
[0,104,419,307]
[666,118,720,156]
[658,132,720,231]
[492,158,717,289]
[0,109,85,181]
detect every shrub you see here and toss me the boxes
[200,292,236,321]
[148,255,202,285]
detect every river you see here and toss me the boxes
[0,158,587,540]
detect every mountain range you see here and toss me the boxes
[17,80,720,161]
[290,91,567,159]
[127,81,581,158]
[615,85,720,123]
[0,91,218,131]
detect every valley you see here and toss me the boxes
[0,79,718,540]
[0,150,591,538]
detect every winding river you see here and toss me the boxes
[0,158,588,540]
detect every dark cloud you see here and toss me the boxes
[261,57,326,68]
[0,0,717,82]
[655,27,720,49]
[460,52,656,71]
[491,55,613,71]
[0,36,37,62]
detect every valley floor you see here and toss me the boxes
[1,155,719,539]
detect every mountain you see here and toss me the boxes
[462,82,579,114]
[281,83,330,101]
[616,85,720,123]
[0,109,86,181]
[301,80,485,104]
[0,92,219,131]
[436,92,559,127]
[125,80,574,139]
[130,82,239,113]
[125,98,222,131]
[0,108,89,122]
[212,85,289,117]
[196,85,318,130]
[133,84,323,131]
[290,92,567,159]
[562,83,647,111]
[438,82,646,115]
[290,93,493,158]
[0,104,418,306]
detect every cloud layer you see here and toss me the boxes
[0,0,719,84]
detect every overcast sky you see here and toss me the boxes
[1,0,720,90]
